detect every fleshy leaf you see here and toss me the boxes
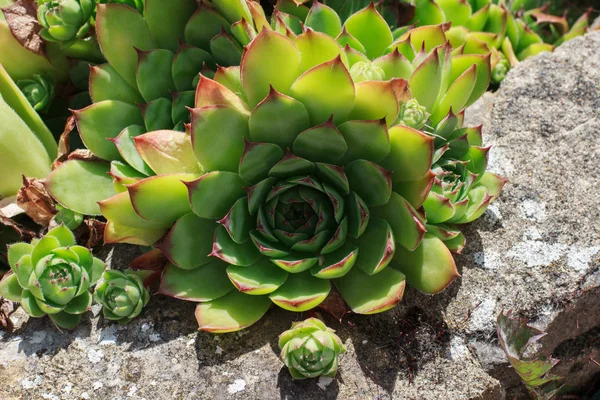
[269,272,330,311]
[74,100,144,160]
[289,56,355,125]
[47,160,116,216]
[159,260,232,301]
[343,3,393,59]
[96,4,156,88]
[390,234,459,294]
[335,266,405,314]
[227,258,288,295]
[157,212,216,270]
[191,105,249,172]
[241,29,301,108]
[134,130,201,175]
[128,174,197,225]
[195,290,271,332]
[187,171,246,219]
[249,87,311,150]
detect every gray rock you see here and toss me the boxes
[1,31,600,400]
[456,31,600,395]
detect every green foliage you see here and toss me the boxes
[279,318,345,379]
[0,225,106,329]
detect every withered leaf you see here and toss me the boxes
[17,176,56,227]
[318,291,350,323]
[2,0,45,55]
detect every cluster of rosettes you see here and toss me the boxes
[412,0,590,83]
[46,0,505,332]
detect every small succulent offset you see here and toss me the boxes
[37,0,95,43]
[94,269,149,323]
[279,318,345,379]
[17,73,55,112]
[0,226,106,329]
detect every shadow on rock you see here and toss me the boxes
[195,307,298,366]
[15,312,93,357]
[276,367,340,400]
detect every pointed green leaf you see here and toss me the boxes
[345,160,391,207]
[136,49,176,102]
[128,173,197,224]
[159,260,232,301]
[191,105,249,172]
[344,3,393,59]
[74,100,144,160]
[184,4,231,51]
[380,125,433,183]
[96,4,156,87]
[242,29,301,108]
[47,160,116,215]
[338,119,390,164]
[390,234,459,294]
[335,266,405,314]
[292,120,348,164]
[353,218,395,275]
[227,258,288,295]
[249,87,311,150]
[0,273,23,302]
[173,44,214,92]
[294,30,347,73]
[289,56,355,125]
[89,64,143,104]
[349,79,404,127]
[212,225,261,266]
[145,0,197,51]
[269,271,330,311]
[305,1,342,38]
[195,290,271,332]
[157,212,216,270]
[239,141,285,185]
[371,192,426,251]
[311,243,358,279]
[187,171,246,219]
[134,130,201,175]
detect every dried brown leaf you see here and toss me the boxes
[2,0,45,55]
[0,298,16,332]
[52,115,77,169]
[67,149,102,162]
[75,218,106,248]
[16,176,56,227]
[318,291,350,323]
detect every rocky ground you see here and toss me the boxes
[1,31,599,400]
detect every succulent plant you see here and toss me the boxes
[0,225,105,329]
[94,269,149,323]
[279,317,345,379]
[0,64,56,198]
[47,4,496,333]
[422,120,507,253]
[37,0,95,43]
[412,0,590,82]
[17,73,55,112]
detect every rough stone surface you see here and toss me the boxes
[461,31,600,396]
[1,32,600,400]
